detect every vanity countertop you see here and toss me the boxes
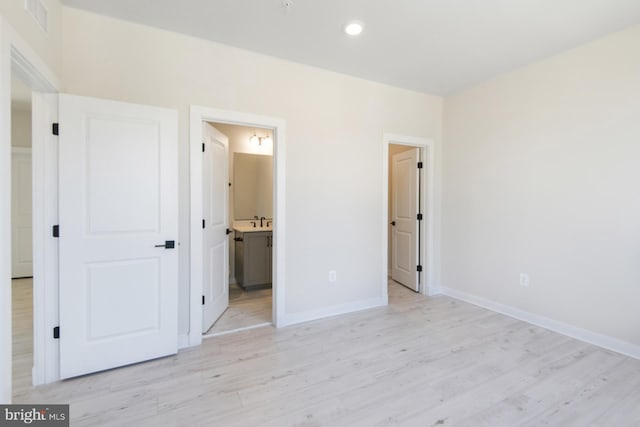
[233,224,273,233]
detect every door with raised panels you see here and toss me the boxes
[391,148,420,292]
[58,94,179,379]
[201,123,229,333]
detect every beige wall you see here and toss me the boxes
[0,0,62,76]
[60,7,443,331]
[443,25,640,347]
[11,109,31,148]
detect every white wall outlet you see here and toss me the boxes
[520,273,530,287]
[329,270,337,283]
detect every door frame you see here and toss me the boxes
[1,17,61,402]
[189,106,286,347]
[382,134,435,297]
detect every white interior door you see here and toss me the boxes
[391,148,420,291]
[58,94,178,379]
[202,123,229,333]
[11,148,33,278]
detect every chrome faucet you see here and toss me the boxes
[260,216,266,227]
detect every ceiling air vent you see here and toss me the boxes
[24,0,48,33]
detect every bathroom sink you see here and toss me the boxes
[233,224,272,233]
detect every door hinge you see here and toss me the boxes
[417,161,423,169]
[202,143,205,152]
[417,265,423,272]
[417,213,423,221]
[202,219,205,229]
[52,123,59,136]
[202,295,205,305]
[53,326,60,339]
[226,228,232,235]
[52,225,59,238]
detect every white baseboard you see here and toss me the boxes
[438,286,640,360]
[279,297,388,328]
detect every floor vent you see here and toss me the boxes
[24,0,48,33]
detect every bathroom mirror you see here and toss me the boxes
[233,153,273,220]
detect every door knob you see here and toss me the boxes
[155,240,175,249]
[390,221,396,226]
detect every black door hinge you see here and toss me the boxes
[202,143,205,152]
[52,123,59,136]
[226,228,232,235]
[202,295,205,305]
[417,161,423,169]
[417,265,423,272]
[202,219,205,229]
[53,326,60,339]
[52,225,59,238]
[417,213,423,221]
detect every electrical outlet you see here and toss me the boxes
[329,270,337,283]
[520,273,530,287]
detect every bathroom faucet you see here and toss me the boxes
[260,216,266,227]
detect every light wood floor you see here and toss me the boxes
[12,280,640,426]
[205,283,272,335]
[12,278,33,396]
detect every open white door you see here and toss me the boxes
[202,123,229,333]
[391,148,420,292]
[58,94,178,379]
[11,148,33,278]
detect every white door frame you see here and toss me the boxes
[1,17,61,402]
[382,134,435,297]
[189,106,286,347]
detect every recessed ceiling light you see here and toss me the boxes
[344,22,364,36]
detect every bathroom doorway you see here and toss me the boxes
[205,122,273,335]
[188,106,285,347]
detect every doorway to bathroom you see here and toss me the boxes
[204,122,273,336]
[189,107,285,347]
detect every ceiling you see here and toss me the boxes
[60,0,640,95]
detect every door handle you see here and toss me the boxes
[390,221,396,226]
[155,240,175,249]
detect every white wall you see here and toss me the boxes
[0,0,62,76]
[11,109,31,147]
[61,7,443,332]
[443,25,640,349]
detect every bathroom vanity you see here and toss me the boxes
[234,226,272,289]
